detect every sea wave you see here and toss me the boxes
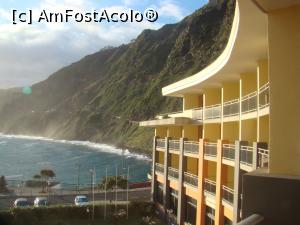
[0,133,151,161]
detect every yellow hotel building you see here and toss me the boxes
[140,1,300,225]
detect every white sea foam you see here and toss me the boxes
[0,133,151,161]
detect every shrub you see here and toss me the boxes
[0,176,8,193]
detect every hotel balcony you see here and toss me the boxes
[168,167,179,181]
[258,147,269,168]
[222,143,235,166]
[156,138,165,151]
[157,108,203,121]
[240,145,254,171]
[155,163,164,175]
[204,178,216,197]
[140,84,270,128]
[184,141,200,156]
[184,172,198,188]
[223,99,239,122]
[259,82,270,115]
[204,104,221,123]
[204,142,218,161]
[222,185,234,207]
[242,92,257,113]
[169,139,180,153]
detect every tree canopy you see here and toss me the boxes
[98,176,128,190]
[40,169,56,180]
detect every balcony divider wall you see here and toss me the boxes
[177,138,186,225]
[163,137,170,212]
[215,139,228,225]
[196,139,208,225]
[152,136,157,202]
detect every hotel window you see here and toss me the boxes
[169,188,178,216]
[205,206,215,225]
[156,183,164,205]
[185,196,197,225]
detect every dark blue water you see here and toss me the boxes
[0,134,151,186]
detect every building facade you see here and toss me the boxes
[140,1,300,225]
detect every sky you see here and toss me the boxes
[0,0,208,89]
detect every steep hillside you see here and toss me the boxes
[0,1,235,153]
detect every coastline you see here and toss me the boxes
[0,133,152,161]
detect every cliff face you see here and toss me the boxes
[0,1,235,152]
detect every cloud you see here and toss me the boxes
[0,0,161,88]
[156,0,186,20]
[0,8,11,21]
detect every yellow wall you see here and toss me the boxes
[155,127,167,138]
[225,166,234,188]
[241,119,257,143]
[156,151,165,164]
[204,124,221,141]
[241,73,257,96]
[268,6,300,176]
[183,125,200,141]
[223,82,239,102]
[223,122,239,143]
[186,157,198,175]
[167,126,182,139]
[183,94,202,110]
[207,161,217,180]
[258,59,269,87]
[170,153,179,169]
[259,115,269,143]
[204,89,221,106]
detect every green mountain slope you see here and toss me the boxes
[0,1,235,153]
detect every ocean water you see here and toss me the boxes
[0,134,151,187]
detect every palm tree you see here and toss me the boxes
[40,169,56,192]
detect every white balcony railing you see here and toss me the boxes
[205,104,221,120]
[168,167,179,180]
[222,144,235,161]
[155,163,164,175]
[184,172,198,188]
[168,139,180,152]
[204,142,218,157]
[156,110,183,119]
[156,139,165,150]
[184,141,199,154]
[242,91,257,114]
[204,178,216,196]
[259,83,270,109]
[240,145,253,166]
[258,147,269,168]
[223,98,239,118]
[222,185,234,205]
[191,107,203,120]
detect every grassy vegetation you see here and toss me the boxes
[0,202,166,225]
[26,217,165,225]
[0,1,235,153]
